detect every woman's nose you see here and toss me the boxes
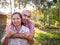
[14,19,18,22]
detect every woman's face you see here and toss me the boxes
[12,14,21,26]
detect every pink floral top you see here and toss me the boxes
[8,25,30,45]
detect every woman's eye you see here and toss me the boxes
[13,18,15,20]
[17,18,20,19]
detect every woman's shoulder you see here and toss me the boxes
[22,25,29,30]
[21,25,29,32]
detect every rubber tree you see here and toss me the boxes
[10,0,14,14]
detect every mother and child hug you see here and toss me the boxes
[1,10,35,45]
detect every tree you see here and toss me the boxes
[53,0,57,3]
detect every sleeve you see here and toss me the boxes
[29,22,35,36]
[29,22,35,32]
[29,23,34,30]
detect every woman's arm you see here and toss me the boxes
[1,36,9,45]
[10,32,34,45]
[10,33,26,39]
[1,29,11,45]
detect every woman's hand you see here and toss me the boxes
[24,32,33,39]
[5,30,15,38]
[24,32,34,45]
[10,30,15,36]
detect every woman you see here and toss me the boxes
[1,12,33,45]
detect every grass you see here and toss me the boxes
[34,27,60,45]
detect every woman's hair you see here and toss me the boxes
[11,12,23,25]
[11,12,22,19]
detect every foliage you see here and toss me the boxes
[34,28,60,45]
